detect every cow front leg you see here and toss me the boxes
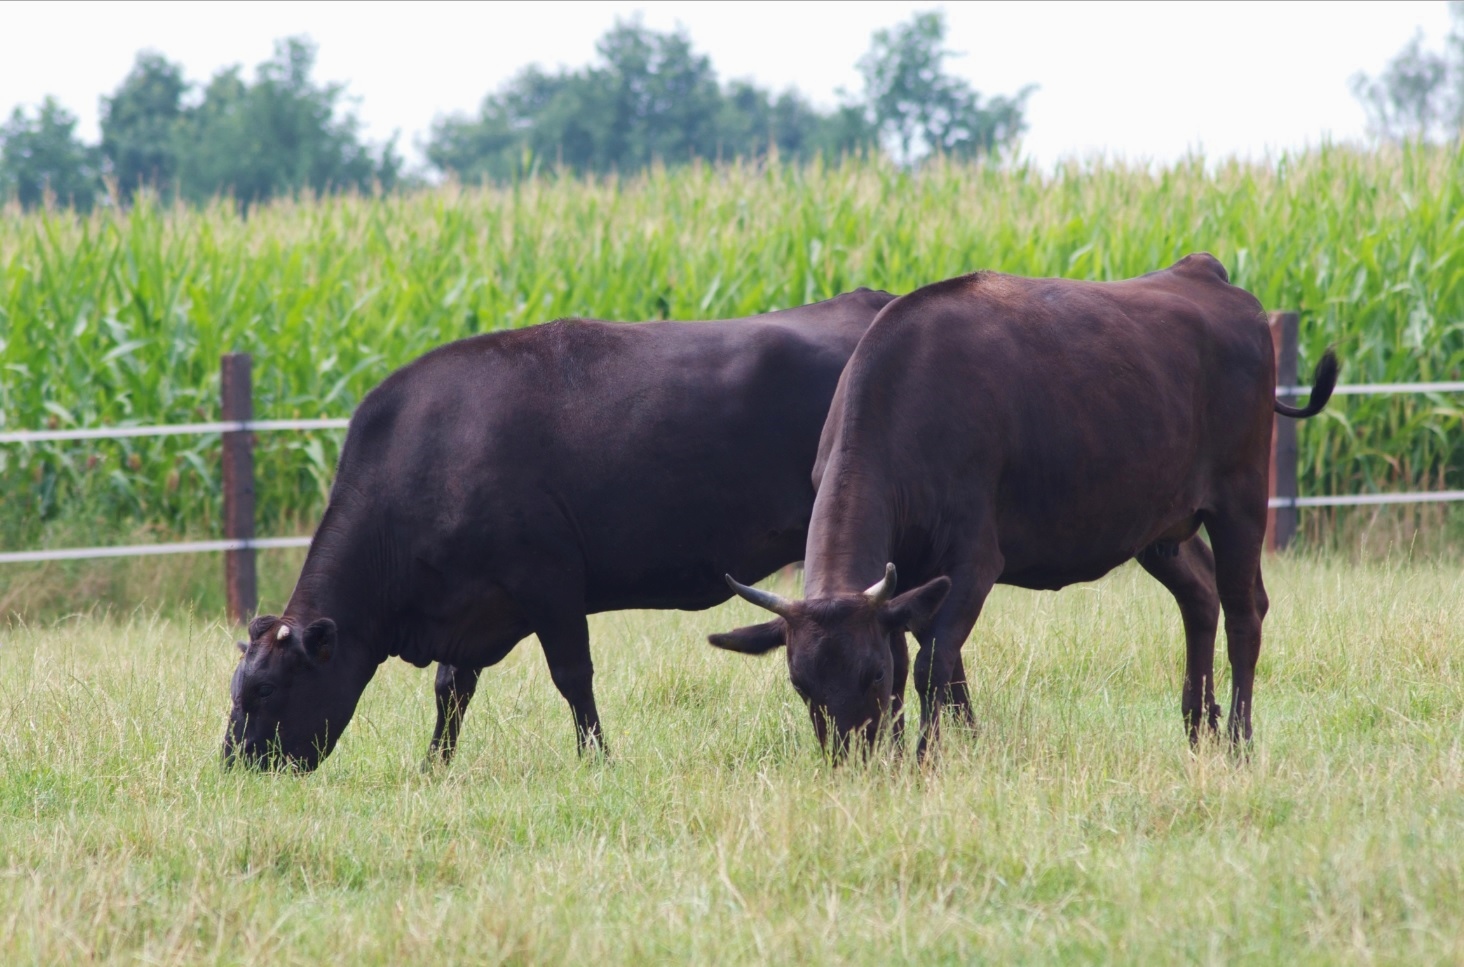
[425,663,483,768]
[913,564,997,763]
[536,612,606,756]
[889,630,910,755]
[945,650,977,730]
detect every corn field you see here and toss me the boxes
[1,143,1462,544]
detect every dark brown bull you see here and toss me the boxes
[222,289,898,771]
[710,254,1336,759]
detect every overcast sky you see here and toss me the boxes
[0,0,1454,172]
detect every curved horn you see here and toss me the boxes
[724,574,794,617]
[863,563,897,605]
[276,623,291,641]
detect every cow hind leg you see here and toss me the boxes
[1137,538,1221,745]
[1204,500,1269,751]
[425,663,484,768]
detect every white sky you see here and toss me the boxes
[0,0,1454,172]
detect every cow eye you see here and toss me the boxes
[257,683,276,698]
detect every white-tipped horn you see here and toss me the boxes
[276,623,291,641]
[863,563,897,604]
[724,574,795,617]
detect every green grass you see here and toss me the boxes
[3,555,1461,963]
[4,144,1464,547]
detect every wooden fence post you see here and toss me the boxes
[221,353,257,624]
[1268,312,1299,552]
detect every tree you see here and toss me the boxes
[100,52,187,201]
[1352,1,1464,141]
[176,37,401,206]
[427,18,878,183]
[717,82,877,162]
[427,66,566,182]
[431,21,725,179]
[0,97,100,210]
[588,20,725,169]
[856,10,1034,166]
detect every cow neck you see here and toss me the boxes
[283,504,397,666]
[801,470,897,599]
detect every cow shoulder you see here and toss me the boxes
[839,286,900,314]
[1169,252,1230,284]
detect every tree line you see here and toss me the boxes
[2,37,401,212]
[0,11,1034,211]
[10,2,1454,214]
[1352,1,1464,140]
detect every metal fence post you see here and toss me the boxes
[221,353,257,624]
[1268,311,1300,552]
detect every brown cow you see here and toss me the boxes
[710,254,1336,759]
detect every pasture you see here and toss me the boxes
[3,554,1461,963]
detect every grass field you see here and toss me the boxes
[3,554,1461,963]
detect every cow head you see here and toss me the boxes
[708,564,949,759]
[222,613,375,772]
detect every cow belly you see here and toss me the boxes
[995,512,1201,591]
[1000,552,1135,591]
[585,523,807,614]
[588,565,730,612]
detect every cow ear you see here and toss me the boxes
[302,618,337,663]
[248,614,278,641]
[880,576,951,632]
[236,640,248,655]
[708,620,786,655]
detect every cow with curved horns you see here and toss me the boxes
[710,254,1336,760]
[223,288,902,772]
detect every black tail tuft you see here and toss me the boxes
[1274,347,1338,419]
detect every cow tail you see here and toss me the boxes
[1274,347,1338,419]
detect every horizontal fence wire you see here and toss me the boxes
[0,418,349,445]
[11,496,1464,563]
[5,490,1464,562]
[1269,490,1464,509]
[1,382,1463,565]
[0,536,313,565]
[1277,381,1464,396]
[1,380,1451,444]
[0,379,1456,444]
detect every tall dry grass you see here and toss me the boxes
[1,556,1460,962]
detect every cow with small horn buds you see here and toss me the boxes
[712,563,950,759]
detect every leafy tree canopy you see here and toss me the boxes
[429,12,1034,183]
[79,38,398,209]
[428,18,882,182]
[1352,1,1464,141]
[176,37,401,207]
[0,97,100,211]
[856,10,1034,165]
[6,11,1037,206]
[99,52,187,202]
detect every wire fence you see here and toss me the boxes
[1,381,1462,564]
[0,417,349,445]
